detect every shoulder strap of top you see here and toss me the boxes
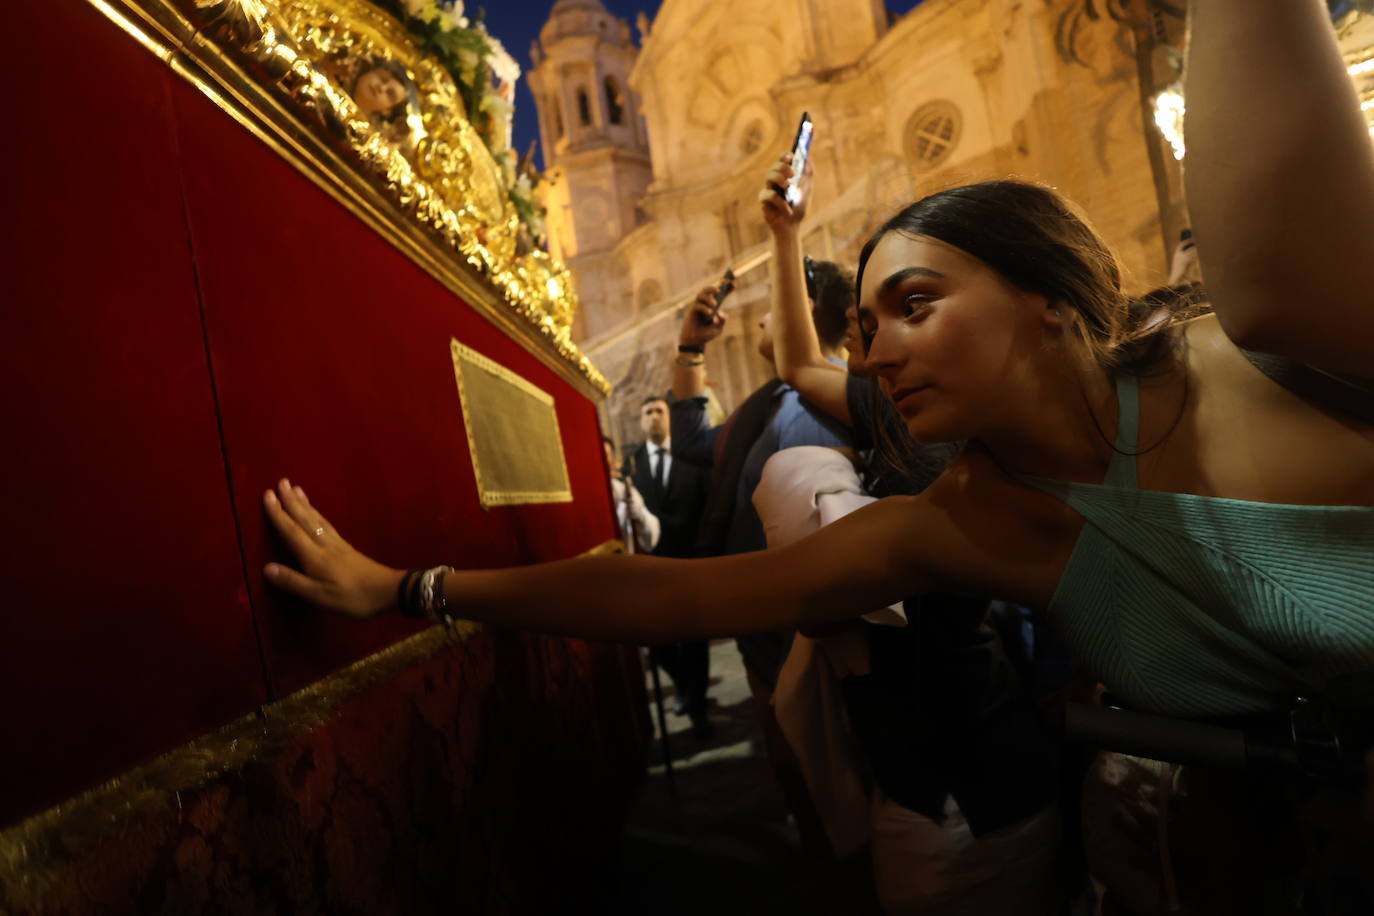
[1241,349,1374,424]
[1010,373,1139,497]
[1102,373,1139,489]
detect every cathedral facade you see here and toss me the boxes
[529,0,1191,444]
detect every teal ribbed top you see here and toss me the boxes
[1022,374,1374,717]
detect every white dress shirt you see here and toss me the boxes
[612,477,660,554]
[645,439,672,488]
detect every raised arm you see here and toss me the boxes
[759,154,851,423]
[668,394,719,466]
[1184,0,1374,374]
[671,287,726,401]
[669,288,727,464]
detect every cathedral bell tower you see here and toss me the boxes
[528,0,652,336]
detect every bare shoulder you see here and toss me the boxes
[1182,314,1268,384]
[1184,313,1373,428]
[886,447,1083,609]
[1157,315,1374,505]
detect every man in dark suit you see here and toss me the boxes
[627,395,714,737]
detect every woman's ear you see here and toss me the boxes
[1040,298,1069,332]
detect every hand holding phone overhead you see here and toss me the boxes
[706,268,736,320]
[770,112,814,208]
[680,286,729,348]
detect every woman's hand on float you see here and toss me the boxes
[759,152,813,232]
[261,478,403,618]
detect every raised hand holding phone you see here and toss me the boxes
[1169,227,1201,286]
[760,152,814,231]
[705,267,736,321]
[679,286,728,348]
[769,112,814,207]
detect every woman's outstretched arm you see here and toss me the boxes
[263,478,932,641]
[261,471,1060,644]
[1185,0,1374,375]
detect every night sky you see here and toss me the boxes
[480,1,929,170]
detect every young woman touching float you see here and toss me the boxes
[264,0,1374,910]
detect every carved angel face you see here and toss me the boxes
[353,67,407,117]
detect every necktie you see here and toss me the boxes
[653,448,665,491]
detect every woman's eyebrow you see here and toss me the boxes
[876,266,946,300]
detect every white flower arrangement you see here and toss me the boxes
[402,0,462,26]
[480,91,515,154]
[486,35,520,88]
[379,0,543,242]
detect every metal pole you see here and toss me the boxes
[621,457,678,798]
[646,653,678,799]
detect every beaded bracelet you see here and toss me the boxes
[418,565,456,626]
[398,565,454,625]
[397,568,425,618]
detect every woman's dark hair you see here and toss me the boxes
[808,259,854,350]
[1125,282,1210,367]
[855,180,1205,372]
[863,379,955,496]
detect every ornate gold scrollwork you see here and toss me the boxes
[146,0,606,394]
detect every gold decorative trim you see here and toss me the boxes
[83,0,610,400]
[0,538,624,908]
[451,338,574,507]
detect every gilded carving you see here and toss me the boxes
[103,0,607,395]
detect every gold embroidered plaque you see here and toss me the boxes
[451,339,573,507]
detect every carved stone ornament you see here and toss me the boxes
[102,0,608,396]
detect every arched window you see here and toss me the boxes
[577,88,592,126]
[903,100,962,172]
[739,119,764,157]
[604,77,625,125]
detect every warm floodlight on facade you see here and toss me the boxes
[1153,87,1187,161]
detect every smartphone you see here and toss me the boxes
[713,268,736,309]
[700,268,736,323]
[772,112,814,207]
[1180,228,1193,243]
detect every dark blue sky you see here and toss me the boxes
[480,1,928,170]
